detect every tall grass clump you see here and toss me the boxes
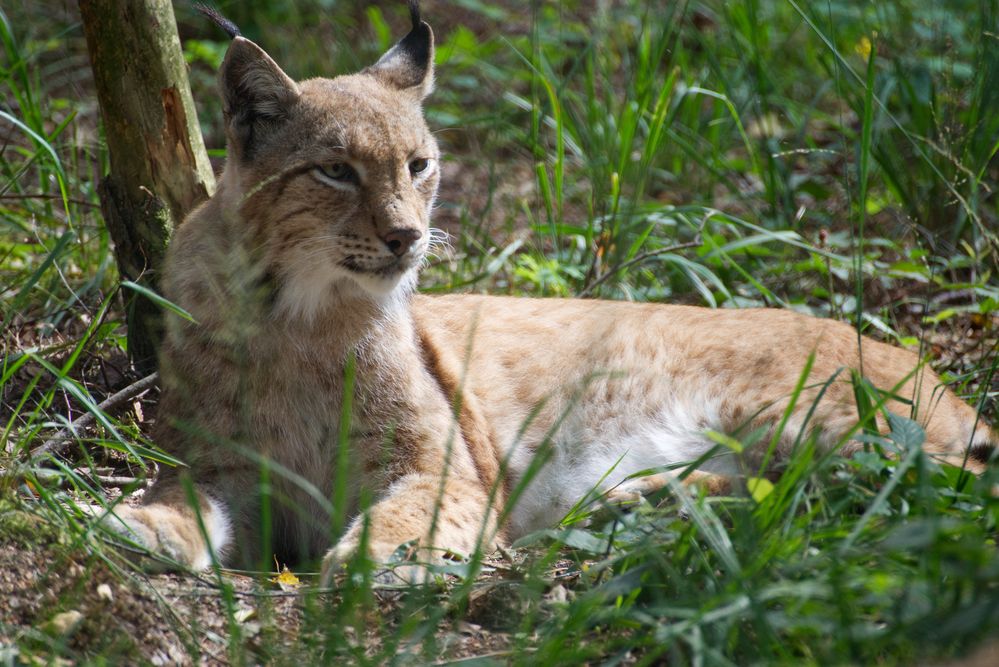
[1,1,128,508]
[1,0,997,664]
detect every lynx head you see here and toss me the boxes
[208,2,439,317]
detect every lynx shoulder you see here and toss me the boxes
[102,2,995,581]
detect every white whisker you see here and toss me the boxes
[428,227,453,251]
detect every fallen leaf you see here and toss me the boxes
[270,558,302,591]
[234,607,256,623]
[747,477,775,504]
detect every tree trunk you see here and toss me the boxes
[79,0,215,372]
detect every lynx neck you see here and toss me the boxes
[274,285,415,354]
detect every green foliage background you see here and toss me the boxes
[1,0,997,663]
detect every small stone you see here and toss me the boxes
[97,583,114,602]
[546,584,570,604]
[45,610,84,637]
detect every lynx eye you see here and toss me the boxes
[409,158,430,176]
[316,162,358,184]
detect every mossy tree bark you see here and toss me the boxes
[79,0,215,372]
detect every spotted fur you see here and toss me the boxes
[106,3,995,583]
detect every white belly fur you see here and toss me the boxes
[505,391,736,538]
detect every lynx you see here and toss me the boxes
[104,2,994,584]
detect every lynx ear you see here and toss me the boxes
[219,37,300,159]
[366,1,435,99]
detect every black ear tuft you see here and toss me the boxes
[408,0,421,30]
[366,1,435,98]
[195,3,241,39]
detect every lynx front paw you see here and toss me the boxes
[319,532,433,587]
[98,499,230,571]
[319,536,357,586]
[319,532,401,586]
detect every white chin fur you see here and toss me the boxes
[275,263,416,320]
[347,267,416,299]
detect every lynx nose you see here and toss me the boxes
[382,228,422,257]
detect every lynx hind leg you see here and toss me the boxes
[603,469,733,508]
[100,488,231,571]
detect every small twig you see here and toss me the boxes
[0,193,100,208]
[94,475,144,487]
[577,240,702,298]
[32,372,159,460]
[21,469,143,489]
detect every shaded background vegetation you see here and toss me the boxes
[1,0,998,664]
